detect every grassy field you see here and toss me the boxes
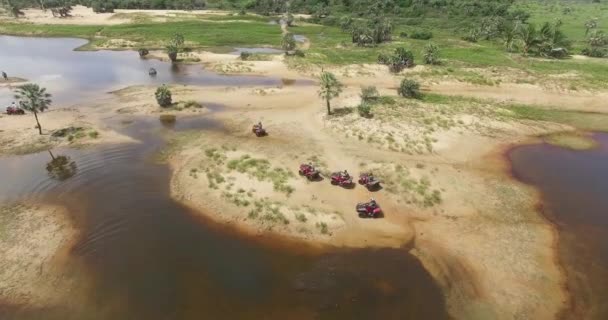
[0,19,282,48]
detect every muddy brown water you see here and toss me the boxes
[509,133,608,319]
[0,112,447,319]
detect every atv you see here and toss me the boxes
[6,106,25,115]
[330,172,354,188]
[299,164,320,180]
[252,124,267,137]
[358,173,381,191]
[356,201,382,218]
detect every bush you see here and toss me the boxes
[399,32,408,38]
[357,102,373,118]
[360,86,379,102]
[410,29,433,40]
[398,79,421,99]
[462,29,479,43]
[138,48,149,57]
[423,43,440,65]
[240,51,251,60]
[294,49,306,57]
[378,47,414,73]
[183,100,203,108]
[155,85,172,107]
[582,47,607,58]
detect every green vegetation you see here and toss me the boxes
[398,79,421,99]
[378,47,414,73]
[14,83,52,135]
[155,85,172,107]
[226,155,295,195]
[422,42,440,65]
[281,32,296,54]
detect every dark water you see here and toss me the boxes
[509,133,608,319]
[0,115,447,319]
[0,36,310,107]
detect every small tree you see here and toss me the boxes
[14,83,52,135]
[285,12,294,26]
[166,33,184,62]
[398,79,421,99]
[318,71,343,115]
[155,85,172,108]
[423,43,440,65]
[166,44,179,62]
[281,32,296,54]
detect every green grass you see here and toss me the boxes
[506,104,608,131]
[226,154,295,195]
[0,20,282,48]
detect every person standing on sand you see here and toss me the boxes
[2,71,7,81]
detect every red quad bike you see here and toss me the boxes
[252,124,267,137]
[299,164,320,180]
[358,173,381,191]
[330,172,354,188]
[6,107,25,115]
[356,201,382,218]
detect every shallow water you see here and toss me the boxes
[0,36,308,107]
[510,133,608,319]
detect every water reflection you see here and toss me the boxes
[45,150,78,181]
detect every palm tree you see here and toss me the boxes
[318,71,343,115]
[14,83,52,135]
[503,22,520,53]
[518,23,540,56]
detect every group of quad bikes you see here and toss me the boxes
[252,122,382,219]
[299,164,383,219]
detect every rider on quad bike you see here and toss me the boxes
[331,169,353,187]
[356,198,382,218]
[252,121,266,137]
[299,162,320,180]
[358,172,381,190]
